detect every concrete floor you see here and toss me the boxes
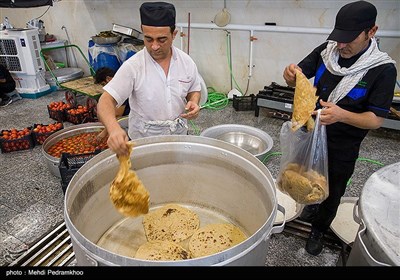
[1,89,399,267]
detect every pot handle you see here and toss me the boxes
[352,220,390,266]
[265,204,285,241]
[84,253,98,266]
[352,198,361,224]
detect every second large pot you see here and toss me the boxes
[42,122,105,178]
[64,135,284,266]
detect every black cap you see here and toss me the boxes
[327,1,377,43]
[140,2,176,27]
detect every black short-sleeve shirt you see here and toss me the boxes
[298,41,397,161]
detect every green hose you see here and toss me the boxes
[189,88,230,135]
[261,152,282,164]
[189,119,200,135]
[346,157,384,186]
[200,88,229,110]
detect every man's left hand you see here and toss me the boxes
[313,100,343,125]
[180,101,200,120]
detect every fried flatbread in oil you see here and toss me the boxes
[143,204,200,243]
[135,240,191,261]
[189,223,247,258]
[109,142,149,217]
[292,69,318,131]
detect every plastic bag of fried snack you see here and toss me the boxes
[276,110,329,205]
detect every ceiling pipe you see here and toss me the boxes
[177,23,400,38]
[178,22,399,91]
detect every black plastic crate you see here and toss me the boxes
[65,107,90,124]
[86,108,98,123]
[59,151,100,193]
[47,101,73,122]
[47,105,65,122]
[233,94,257,111]
[0,127,34,153]
[32,122,64,145]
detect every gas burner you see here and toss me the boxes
[257,82,294,103]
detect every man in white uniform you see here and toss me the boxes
[97,2,201,156]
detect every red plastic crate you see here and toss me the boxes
[0,127,34,153]
[32,122,64,145]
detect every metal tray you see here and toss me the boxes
[45,67,83,84]
[112,23,141,38]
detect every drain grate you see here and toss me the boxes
[8,222,76,267]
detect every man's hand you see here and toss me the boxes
[314,100,343,125]
[107,126,130,156]
[315,100,384,129]
[283,64,302,87]
[180,100,200,120]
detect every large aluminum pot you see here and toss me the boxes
[347,162,400,266]
[42,123,105,177]
[64,135,285,266]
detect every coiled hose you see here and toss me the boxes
[189,87,230,135]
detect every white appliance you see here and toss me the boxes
[0,28,50,97]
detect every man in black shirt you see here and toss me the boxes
[283,0,397,256]
[0,64,16,107]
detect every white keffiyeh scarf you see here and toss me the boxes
[321,37,396,104]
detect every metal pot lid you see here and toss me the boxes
[360,161,400,265]
[330,197,359,245]
[45,67,84,83]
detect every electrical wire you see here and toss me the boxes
[36,5,51,19]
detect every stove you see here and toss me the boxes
[255,82,294,119]
[255,82,400,130]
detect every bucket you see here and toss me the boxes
[64,135,284,266]
[88,41,121,72]
[92,52,121,72]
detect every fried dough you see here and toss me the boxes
[292,70,318,131]
[278,163,327,204]
[109,142,150,217]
